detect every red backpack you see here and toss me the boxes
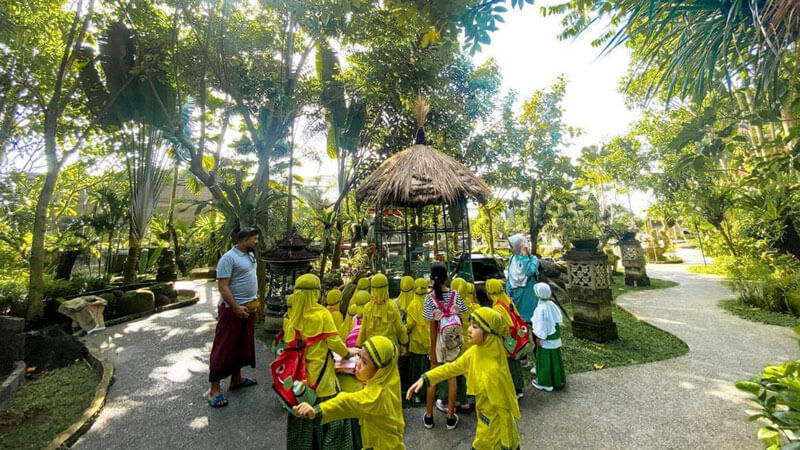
[499,302,533,359]
[270,330,335,410]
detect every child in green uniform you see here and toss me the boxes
[531,282,566,391]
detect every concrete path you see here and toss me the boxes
[75,250,799,449]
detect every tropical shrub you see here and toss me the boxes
[736,328,800,448]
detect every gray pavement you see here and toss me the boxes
[75,250,799,449]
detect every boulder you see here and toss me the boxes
[116,289,155,317]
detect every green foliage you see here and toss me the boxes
[720,255,800,315]
[0,362,98,450]
[736,328,800,448]
[720,298,800,329]
[42,274,108,301]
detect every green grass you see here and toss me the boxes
[719,298,800,328]
[0,362,99,450]
[688,264,728,276]
[554,276,687,375]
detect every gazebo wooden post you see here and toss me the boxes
[433,205,439,259]
[442,205,450,261]
[403,208,411,275]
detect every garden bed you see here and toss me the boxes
[718,298,800,328]
[0,361,99,449]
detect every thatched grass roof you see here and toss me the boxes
[355,144,491,207]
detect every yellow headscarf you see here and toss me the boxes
[319,335,405,449]
[353,290,371,317]
[451,277,465,295]
[395,276,414,313]
[326,289,343,306]
[369,273,390,320]
[361,336,404,425]
[461,282,475,307]
[407,278,431,354]
[468,307,521,419]
[357,277,371,291]
[486,278,513,329]
[285,274,338,342]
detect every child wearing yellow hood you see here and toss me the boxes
[283,274,355,450]
[487,278,526,398]
[325,289,344,330]
[294,335,406,450]
[341,290,370,348]
[357,274,409,351]
[405,277,431,404]
[395,276,415,322]
[407,307,521,450]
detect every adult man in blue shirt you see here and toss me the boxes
[208,227,261,407]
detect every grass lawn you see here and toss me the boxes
[688,265,728,276]
[719,298,800,328]
[0,362,98,450]
[555,276,687,375]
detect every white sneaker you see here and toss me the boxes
[531,380,553,392]
[446,413,459,430]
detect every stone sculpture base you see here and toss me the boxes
[570,287,618,343]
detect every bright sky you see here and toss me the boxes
[296,4,653,214]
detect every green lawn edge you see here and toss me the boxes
[0,362,99,450]
[558,276,688,376]
[718,298,800,328]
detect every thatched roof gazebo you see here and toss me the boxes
[355,99,490,284]
[356,144,490,207]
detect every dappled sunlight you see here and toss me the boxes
[188,416,208,430]
[149,348,209,383]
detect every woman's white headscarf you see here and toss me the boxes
[532,282,562,339]
[507,234,529,289]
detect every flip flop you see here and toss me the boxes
[230,378,258,390]
[208,394,228,408]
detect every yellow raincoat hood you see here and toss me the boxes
[487,278,513,328]
[285,274,337,342]
[396,276,414,313]
[326,289,342,306]
[468,307,521,419]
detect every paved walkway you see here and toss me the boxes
[75,250,799,449]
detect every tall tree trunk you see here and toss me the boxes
[528,177,540,252]
[123,224,142,284]
[26,135,59,322]
[332,219,343,269]
[488,212,495,255]
[319,240,329,280]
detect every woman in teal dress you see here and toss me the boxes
[505,234,539,324]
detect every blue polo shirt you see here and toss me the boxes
[216,247,258,305]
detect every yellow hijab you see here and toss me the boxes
[407,277,431,354]
[395,276,414,313]
[353,290,371,317]
[285,274,337,342]
[486,279,513,329]
[368,274,391,321]
[326,289,342,306]
[468,307,521,419]
[460,282,475,308]
[451,277,465,295]
[361,336,404,428]
[357,277,370,291]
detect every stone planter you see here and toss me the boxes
[619,233,650,287]
[572,238,600,251]
[564,247,618,342]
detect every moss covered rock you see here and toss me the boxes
[116,289,155,317]
[786,288,800,317]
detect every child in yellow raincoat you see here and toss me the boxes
[487,278,526,398]
[405,277,431,404]
[294,335,406,450]
[395,276,414,322]
[407,307,521,450]
[357,274,408,351]
[341,291,370,347]
[325,289,344,330]
[283,274,355,450]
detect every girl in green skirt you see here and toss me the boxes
[531,282,566,391]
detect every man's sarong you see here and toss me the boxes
[209,303,256,382]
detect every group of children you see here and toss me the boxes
[281,263,566,450]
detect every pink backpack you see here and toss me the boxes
[346,316,362,348]
[431,291,463,350]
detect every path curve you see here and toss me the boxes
[76,250,799,449]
